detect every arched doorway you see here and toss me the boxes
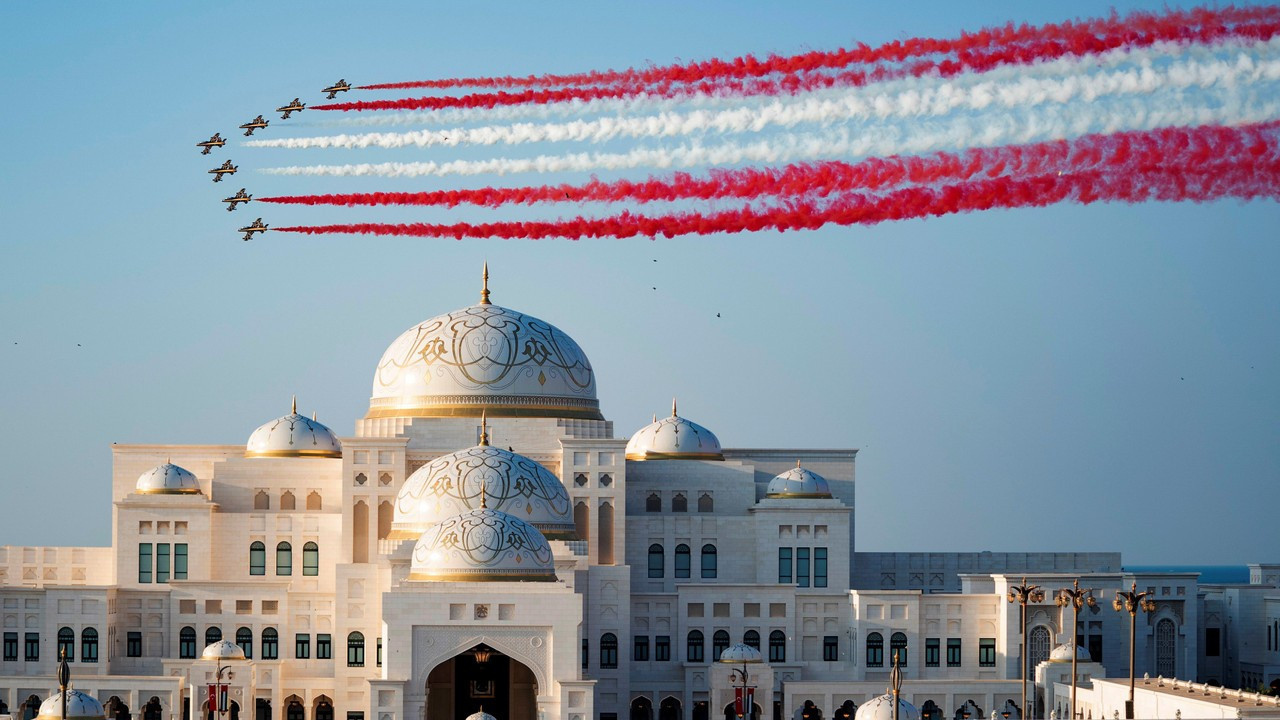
[659,697,682,720]
[425,643,538,719]
[255,699,271,720]
[723,701,762,720]
[834,701,856,720]
[143,697,163,720]
[284,696,304,720]
[107,697,132,720]
[922,701,941,720]
[204,701,239,720]
[1155,619,1176,677]
[631,697,654,720]
[693,702,709,720]
[796,701,823,720]
[1028,626,1051,670]
[313,697,333,720]
[23,695,41,720]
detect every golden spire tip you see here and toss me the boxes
[479,409,489,446]
[671,397,678,417]
[479,479,488,509]
[312,411,317,421]
[796,459,802,468]
[291,394,297,414]
[480,261,491,305]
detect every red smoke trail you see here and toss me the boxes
[361,6,1280,90]
[275,162,1280,240]
[260,123,1280,208]
[318,16,1280,111]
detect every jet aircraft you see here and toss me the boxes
[239,218,268,241]
[276,98,306,119]
[322,79,351,99]
[209,160,238,182]
[196,133,225,155]
[239,115,269,136]
[223,188,252,211]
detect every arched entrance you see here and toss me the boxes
[255,699,271,720]
[143,697,163,720]
[283,696,304,720]
[659,697,682,720]
[204,701,239,720]
[834,701,856,720]
[425,644,538,719]
[23,695,41,720]
[631,697,653,720]
[723,701,762,720]
[107,697,132,720]
[313,697,333,720]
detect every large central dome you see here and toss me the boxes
[367,267,600,420]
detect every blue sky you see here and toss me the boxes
[0,1,1277,563]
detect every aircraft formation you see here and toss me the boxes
[197,80,350,240]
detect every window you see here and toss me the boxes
[581,638,588,670]
[1029,626,1051,668]
[81,628,98,663]
[866,632,883,667]
[687,630,704,663]
[701,544,717,579]
[206,627,222,646]
[925,638,940,667]
[1205,627,1220,657]
[317,633,332,659]
[174,543,188,580]
[768,631,786,663]
[276,542,292,576]
[255,490,270,508]
[648,544,664,578]
[156,543,170,583]
[778,548,793,584]
[24,632,40,661]
[646,493,661,512]
[347,632,365,667]
[138,543,153,583]
[655,635,671,661]
[946,638,962,667]
[180,627,197,659]
[127,632,142,658]
[58,627,74,661]
[979,638,996,667]
[296,633,310,659]
[698,493,713,512]
[600,633,618,669]
[891,632,908,665]
[280,491,296,510]
[672,493,687,512]
[262,629,278,660]
[249,542,266,576]
[1155,619,1176,677]
[237,628,253,659]
[797,547,810,588]
[303,542,319,576]
[823,635,839,662]
[1087,634,1102,664]
[713,630,731,661]
[307,491,323,510]
[814,547,828,588]
[743,630,760,651]
[377,637,382,667]
[633,635,649,661]
[3,632,16,661]
[675,544,691,579]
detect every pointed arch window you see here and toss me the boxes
[697,493,713,512]
[81,628,98,663]
[303,542,319,576]
[648,544,664,578]
[179,627,197,658]
[674,544,691,579]
[249,542,265,576]
[646,493,661,512]
[280,491,296,510]
[671,493,687,512]
[276,542,292,576]
[701,544,717,579]
[306,491,322,510]
[236,627,253,658]
[254,490,269,509]
[58,627,74,661]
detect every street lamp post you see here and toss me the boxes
[1112,582,1157,719]
[728,662,751,720]
[58,648,70,720]
[1055,580,1096,720]
[1008,578,1046,720]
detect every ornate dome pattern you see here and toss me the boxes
[246,398,342,459]
[37,690,106,720]
[368,275,599,420]
[464,711,498,720]
[410,508,556,582]
[765,462,833,499]
[625,400,723,461]
[201,639,247,661]
[1049,641,1092,662]
[135,461,202,495]
[718,643,763,664]
[853,694,921,720]
[394,442,574,540]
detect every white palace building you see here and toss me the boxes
[2,271,1279,720]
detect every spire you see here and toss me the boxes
[479,409,489,446]
[479,479,488,509]
[312,411,317,421]
[796,459,802,468]
[890,649,903,720]
[652,413,657,423]
[291,394,297,414]
[671,397,678,417]
[479,261,491,305]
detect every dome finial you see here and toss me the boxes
[890,649,903,720]
[796,458,802,468]
[671,397,678,417]
[479,409,489,446]
[291,394,297,414]
[480,479,488,509]
[652,413,657,423]
[312,411,317,421]
[480,262,491,305]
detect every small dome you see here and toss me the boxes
[410,508,556,582]
[246,397,341,459]
[1049,641,1092,663]
[393,432,574,540]
[854,695,921,720]
[625,400,723,461]
[201,640,246,661]
[718,643,763,664]
[135,461,201,495]
[464,711,497,720]
[368,266,600,421]
[765,462,833,499]
[37,691,106,720]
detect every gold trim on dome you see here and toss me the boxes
[386,528,420,541]
[367,394,602,420]
[765,492,834,499]
[136,487,203,495]
[625,451,725,461]
[245,448,343,459]
[408,570,557,582]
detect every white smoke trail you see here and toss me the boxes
[306,36,1276,129]
[249,38,1280,151]
[260,83,1280,178]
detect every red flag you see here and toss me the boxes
[207,685,216,712]
[734,687,744,718]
